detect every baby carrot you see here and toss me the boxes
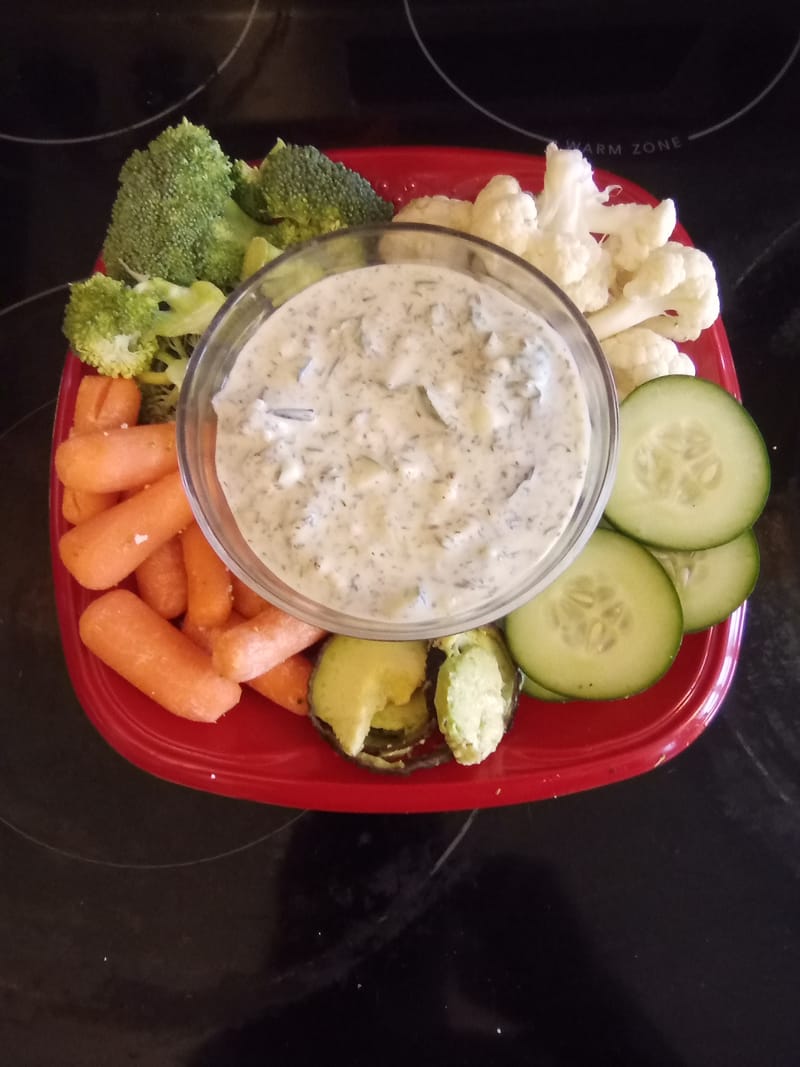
[182,611,313,715]
[248,653,314,716]
[58,469,194,590]
[72,375,142,434]
[231,574,270,619]
[135,535,188,619]
[212,603,326,683]
[62,486,119,525]
[180,611,230,652]
[55,422,178,494]
[181,522,233,628]
[61,376,142,524]
[79,589,241,723]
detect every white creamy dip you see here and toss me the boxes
[213,262,590,622]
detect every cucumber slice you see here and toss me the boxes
[521,673,570,703]
[647,528,760,633]
[309,636,428,757]
[605,376,770,550]
[505,528,683,700]
[432,627,520,765]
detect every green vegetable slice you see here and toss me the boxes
[505,528,683,700]
[520,673,571,703]
[646,528,760,632]
[431,627,520,765]
[309,636,428,758]
[604,376,770,550]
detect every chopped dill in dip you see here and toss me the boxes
[213,262,590,622]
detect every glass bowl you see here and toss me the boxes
[177,223,619,640]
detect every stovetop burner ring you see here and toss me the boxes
[403,0,800,155]
[0,0,261,147]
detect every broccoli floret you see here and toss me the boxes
[232,140,394,248]
[139,277,226,336]
[102,119,279,291]
[139,382,181,425]
[63,274,162,377]
[240,235,284,281]
[63,272,226,379]
[231,158,268,222]
[200,200,282,290]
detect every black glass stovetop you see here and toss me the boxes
[1,3,798,1064]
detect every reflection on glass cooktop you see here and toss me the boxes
[1,2,798,155]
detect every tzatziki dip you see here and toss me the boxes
[213,262,590,623]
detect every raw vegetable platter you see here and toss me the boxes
[50,145,745,813]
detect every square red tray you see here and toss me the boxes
[49,146,744,812]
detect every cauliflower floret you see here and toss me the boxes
[393,194,473,231]
[524,230,614,313]
[470,175,538,256]
[536,142,676,274]
[601,326,696,400]
[586,242,720,342]
[596,199,677,274]
[388,194,474,264]
[535,142,609,234]
[385,150,702,333]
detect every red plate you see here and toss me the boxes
[50,146,744,813]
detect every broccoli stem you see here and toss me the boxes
[137,369,172,386]
[137,346,189,388]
